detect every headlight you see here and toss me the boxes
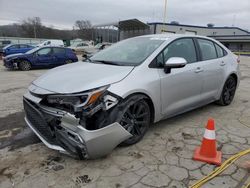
[47,95,88,106]
[46,85,109,110]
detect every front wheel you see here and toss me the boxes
[216,76,237,106]
[114,96,151,146]
[19,60,31,71]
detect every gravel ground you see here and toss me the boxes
[0,57,250,188]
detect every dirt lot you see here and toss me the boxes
[0,57,250,188]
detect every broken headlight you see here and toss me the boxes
[46,86,109,111]
[47,95,88,106]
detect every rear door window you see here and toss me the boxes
[215,43,225,58]
[197,39,217,61]
[20,44,28,48]
[53,48,65,54]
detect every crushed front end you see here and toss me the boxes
[23,84,132,159]
[3,57,16,69]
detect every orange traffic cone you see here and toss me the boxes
[193,118,222,166]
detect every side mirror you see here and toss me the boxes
[164,57,187,74]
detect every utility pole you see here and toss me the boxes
[162,0,167,33]
[163,0,167,24]
[34,24,37,38]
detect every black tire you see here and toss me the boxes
[65,59,73,64]
[111,95,151,146]
[7,66,14,71]
[216,76,237,106]
[19,60,31,71]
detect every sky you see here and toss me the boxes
[0,0,250,30]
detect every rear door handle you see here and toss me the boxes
[220,61,226,66]
[195,67,204,73]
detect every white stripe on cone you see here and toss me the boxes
[204,129,216,140]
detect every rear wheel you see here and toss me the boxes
[19,60,31,71]
[115,96,151,146]
[216,76,237,106]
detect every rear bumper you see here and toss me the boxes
[23,98,132,159]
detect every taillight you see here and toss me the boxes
[237,56,240,64]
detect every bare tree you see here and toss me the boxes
[74,20,93,40]
[21,17,42,38]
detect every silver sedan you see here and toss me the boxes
[23,34,240,159]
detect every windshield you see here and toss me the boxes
[25,47,40,54]
[3,44,12,49]
[90,37,166,66]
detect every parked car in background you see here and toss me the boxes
[82,42,112,60]
[69,42,93,53]
[0,40,11,54]
[88,42,112,53]
[38,40,64,47]
[95,42,112,50]
[23,34,240,159]
[2,44,35,56]
[3,46,78,70]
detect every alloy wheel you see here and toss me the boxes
[222,77,236,105]
[19,61,31,71]
[120,100,150,144]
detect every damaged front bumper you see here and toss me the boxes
[23,97,132,159]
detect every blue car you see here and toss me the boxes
[3,46,78,71]
[3,44,35,56]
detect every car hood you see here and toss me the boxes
[5,53,24,59]
[32,62,134,94]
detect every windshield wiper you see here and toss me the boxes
[92,60,120,66]
[82,54,92,62]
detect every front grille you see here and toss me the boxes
[23,98,55,144]
[23,98,88,159]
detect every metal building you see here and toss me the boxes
[149,22,250,52]
[99,19,250,53]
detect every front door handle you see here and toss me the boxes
[195,67,204,73]
[220,61,226,66]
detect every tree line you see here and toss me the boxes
[0,17,95,40]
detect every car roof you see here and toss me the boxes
[38,46,67,49]
[138,34,215,41]
[5,44,33,47]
